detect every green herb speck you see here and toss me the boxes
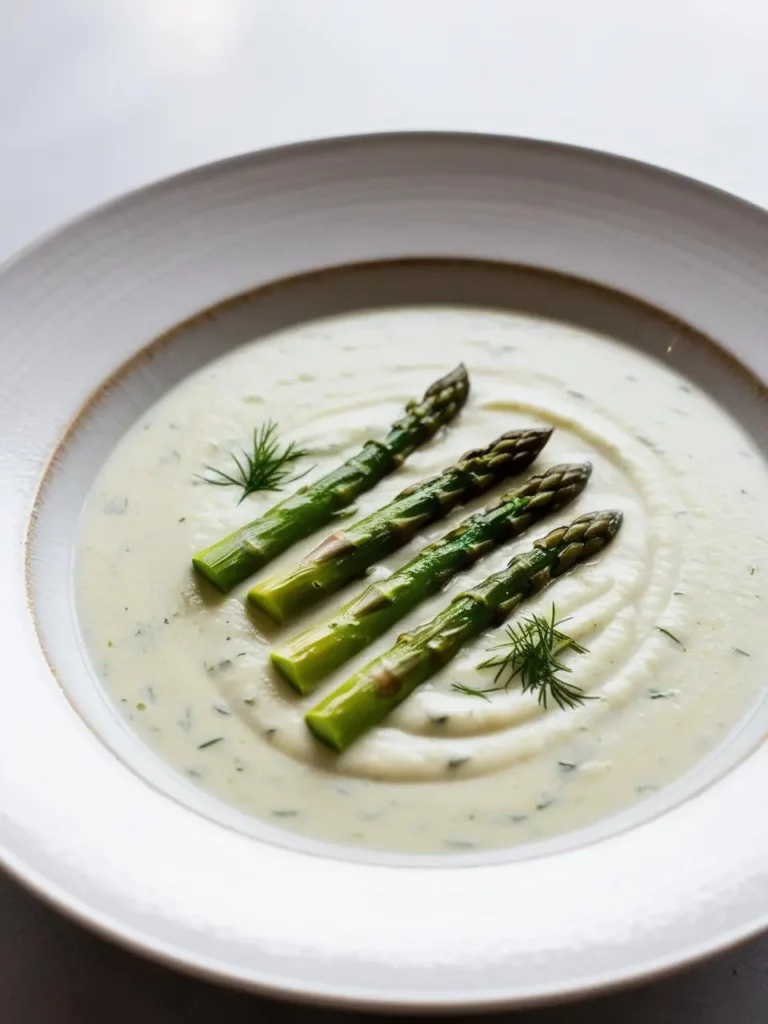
[206,658,232,674]
[197,737,223,750]
[657,626,683,647]
[637,436,658,450]
[447,756,471,770]
[451,682,492,701]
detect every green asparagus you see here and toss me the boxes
[272,462,591,693]
[192,364,470,591]
[305,510,622,752]
[248,427,553,624]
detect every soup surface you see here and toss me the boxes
[76,307,768,854]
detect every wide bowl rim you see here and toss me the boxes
[3,130,768,1010]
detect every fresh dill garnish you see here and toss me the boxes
[198,421,312,503]
[656,626,683,646]
[477,605,591,711]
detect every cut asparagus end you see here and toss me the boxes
[246,582,288,625]
[305,708,347,752]
[191,537,252,592]
[248,568,322,623]
[270,648,318,695]
[271,620,371,694]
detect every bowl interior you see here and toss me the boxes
[29,258,768,865]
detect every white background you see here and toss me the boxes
[1,0,767,1018]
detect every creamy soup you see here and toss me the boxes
[76,307,768,854]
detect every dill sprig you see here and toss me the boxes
[198,421,312,503]
[451,605,591,710]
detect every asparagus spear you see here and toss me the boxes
[272,462,591,693]
[248,427,553,624]
[192,365,470,591]
[305,510,622,752]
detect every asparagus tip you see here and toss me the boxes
[558,459,592,482]
[428,362,470,397]
[557,459,592,475]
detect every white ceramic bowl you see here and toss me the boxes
[2,133,768,1010]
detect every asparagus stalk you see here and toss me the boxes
[272,462,591,693]
[192,365,470,591]
[305,510,622,752]
[248,427,553,624]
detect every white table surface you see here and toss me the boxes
[2,1,767,1018]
